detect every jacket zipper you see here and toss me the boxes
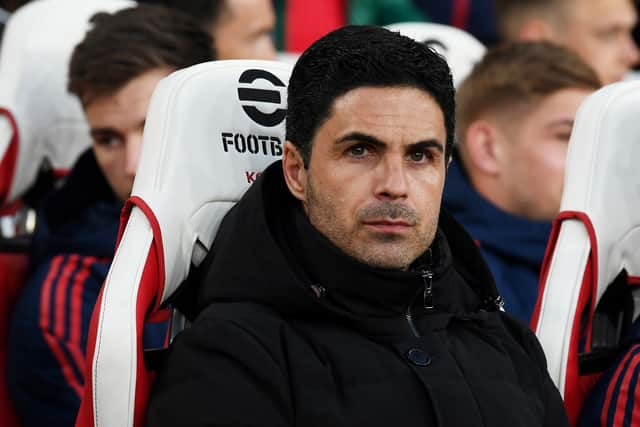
[422,268,434,310]
[405,306,420,338]
[405,249,434,338]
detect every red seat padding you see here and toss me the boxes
[0,252,28,427]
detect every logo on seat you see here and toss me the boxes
[421,39,448,54]
[238,69,286,127]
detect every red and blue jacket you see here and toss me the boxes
[579,322,640,427]
[6,149,166,427]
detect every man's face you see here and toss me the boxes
[212,0,276,60]
[497,88,593,221]
[285,86,448,270]
[554,0,639,84]
[86,67,172,201]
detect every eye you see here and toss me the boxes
[408,149,434,163]
[347,144,369,158]
[92,132,123,148]
[596,28,621,42]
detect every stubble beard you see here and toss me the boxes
[305,177,437,270]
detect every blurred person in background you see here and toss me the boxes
[494,0,639,84]
[160,0,277,59]
[5,5,213,426]
[443,41,601,323]
[412,0,499,46]
[272,0,427,52]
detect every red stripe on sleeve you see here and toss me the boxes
[40,254,84,397]
[53,254,79,337]
[631,380,640,427]
[39,256,65,330]
[68,256,97,371]
[601,346,638,426]
[612,346,640,426]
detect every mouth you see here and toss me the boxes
[362,219,412,233]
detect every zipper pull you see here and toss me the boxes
[422,269,434,310]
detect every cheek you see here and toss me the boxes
[316,173,369,225]
[415,184,443,214]
[93,147,124,176]
[253,36,276,59]
[527,145,567,191]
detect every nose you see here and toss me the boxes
[375,155,409,200]
[124,131,143,177]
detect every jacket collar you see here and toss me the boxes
[443,149,551,266]
[194,161,501,329]
[30,149,122,264]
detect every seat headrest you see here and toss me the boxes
[131,59,292,303]
[531,80,640,425]
[0,0,134,206]
[276,51,300,65]
[385,22,486,87]
[561,81,640,298]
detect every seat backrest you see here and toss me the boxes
[76,60,292,427]
[531,81,640,425]
[0,0,133,207]
[385,22,486,87]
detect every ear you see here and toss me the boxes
[462,120,504,176]
[282,141,307,202]
[517,18,553,40]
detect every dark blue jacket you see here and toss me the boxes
[442,152,551,323]
[578,321,640,427]
[6,149,165,427]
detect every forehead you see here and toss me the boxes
[225,0,273,23]
[84,68,171,127]
[503,88,592,133]
[566,0,636,26]
[324,86,446,141]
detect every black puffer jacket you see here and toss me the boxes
[146,161,568,427]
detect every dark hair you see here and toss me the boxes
[286,25,455,166]
[68,4,214,105]
[457,41,601,140]
[155,0,226,27]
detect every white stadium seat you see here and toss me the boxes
[0,0,133,208]
[531,81,640,425]
[76,60,292,427]
[385,22,486,87]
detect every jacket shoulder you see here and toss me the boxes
[147,302,293,426]
[496,312,549,369]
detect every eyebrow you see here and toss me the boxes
[546,119,574,129]
[90,120,146,137]
[90,128,121,137]
[335,131,444,153]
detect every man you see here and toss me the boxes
[6,5,213,426]
[146,26,568,426]
[160,0,277,59]
[494,0,639,85]
[444,41,600,323]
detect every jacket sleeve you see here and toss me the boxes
[578,343,640,427]
[542,372,571,427]
[7,254,107,426]
[525,328,570,427]
[146,310,293,427]
[500,313,570,427]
